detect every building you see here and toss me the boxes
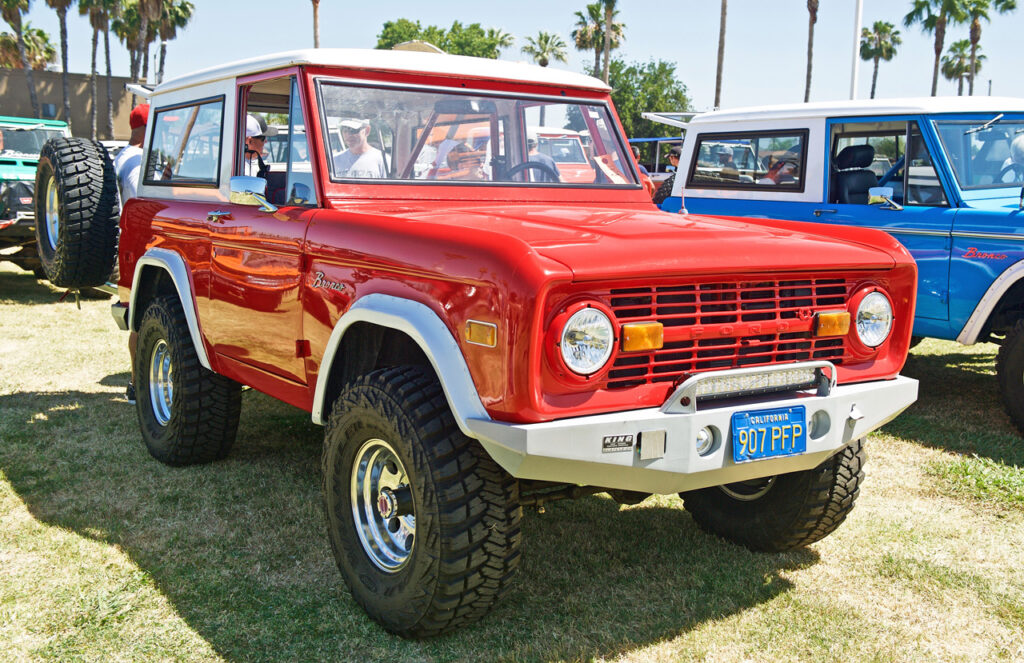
[0,68,138,140]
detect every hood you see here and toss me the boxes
[960,189,1024,213]
[356,203,899,280]
[0,159,37,181]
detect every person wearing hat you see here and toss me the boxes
[652,145,682,206]
[333,119,386,179]
[114,103,149,201]
[242,113,276,180]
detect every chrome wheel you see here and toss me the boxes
[720,476,776,501]
[148,339,173,426]
[351,438,415,572]
[45,176,59,251]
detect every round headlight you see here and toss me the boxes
[560,307,614,375]
[855,291,893,347]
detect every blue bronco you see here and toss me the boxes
[659,97,1024,433]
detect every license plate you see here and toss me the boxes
[731,406,807,463]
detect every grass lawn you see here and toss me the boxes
[1,261,1022,662]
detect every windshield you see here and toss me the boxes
[935,118,1024,190]
[0,126,65,157]
[318,82,637,187]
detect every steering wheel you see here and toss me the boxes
[878,155,905,186]
[997,162,1024,183]
[503,161,560,183]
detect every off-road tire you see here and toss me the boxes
[34,137,119,288]
[135,295,241,466]
[322,366,522,637]
[996,320,1024,435]
[681,439,865,552]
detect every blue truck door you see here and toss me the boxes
[811,118,955,324]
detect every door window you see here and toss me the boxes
[829,120,946,206]
[240,76,318,207]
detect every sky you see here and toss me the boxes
[16,0,1024,113]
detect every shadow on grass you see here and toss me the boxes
[0,265,62,305]
[0,387,819,662]
[885,347,1024,467]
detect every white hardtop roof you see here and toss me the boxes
[154,48,610,96]
[689,96,1024,125]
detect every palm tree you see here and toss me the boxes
[965,0,1016,94]
[715,0,727,108]
[156,0,192,85]
[942,39,980,95]
[1,0,40,118]
[860,21,902,99]
[804,0,818,102]
[600,0,618,84]
[311,0,319,47]
[904,0,969,96]
[572,2,623,76]
[521,31,567,68]
[137,0,160,82]
[0,22,55,69]
[487,28,513,55]
[44,0,74,132]
[81,0,118,138]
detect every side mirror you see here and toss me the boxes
[868,186,903,211]
[229,175,277,212]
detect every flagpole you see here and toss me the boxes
[850,0,864,99]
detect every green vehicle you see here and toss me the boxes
[0,116,71,274]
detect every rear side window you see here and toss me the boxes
[687,131,807,191]
[144,97,224,187]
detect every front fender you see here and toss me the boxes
[312,293,491,435]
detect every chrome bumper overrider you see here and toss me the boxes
[466,364,918,494]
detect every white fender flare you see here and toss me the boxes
[311,293,491,436]
[957,258,1024,345]
[129,247,211,370]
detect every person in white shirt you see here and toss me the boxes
[333,118,387,179]
[242,114,276,180]
[113,103,149,201]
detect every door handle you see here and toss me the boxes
[813,209,837,217]
[206,210,232,223]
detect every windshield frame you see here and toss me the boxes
[313,76,641,190]
[933,115,1024,192]
[0,124,67,157]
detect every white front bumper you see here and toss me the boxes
[466,376,918,494]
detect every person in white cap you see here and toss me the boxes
[333,118,387,179]
[243,113,276,179]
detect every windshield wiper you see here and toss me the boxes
[965,113,1004,135]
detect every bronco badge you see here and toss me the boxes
[311,271,346,292]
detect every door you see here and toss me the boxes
[206,75,319,384]
[812,118,956,322]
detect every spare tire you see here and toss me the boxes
[34,137,120,288]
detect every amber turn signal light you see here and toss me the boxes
[815,311,851,337]
[464,320,497,347]
[621,322,664,352]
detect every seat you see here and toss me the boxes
[831,144,877,205]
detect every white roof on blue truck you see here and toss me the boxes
[154,48,610,95]
[689,97,1024,125]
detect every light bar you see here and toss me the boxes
[693,367,819,401]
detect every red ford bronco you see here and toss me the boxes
[36,49,918,637]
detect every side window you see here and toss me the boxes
[240,76,318,207]
[687,131,807,190]
[144,98,224,186]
